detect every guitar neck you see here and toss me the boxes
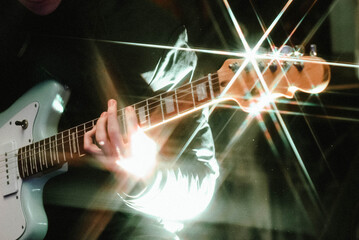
[18,73,222,179]
[17,54,331,179]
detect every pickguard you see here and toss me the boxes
[0,102,39,240]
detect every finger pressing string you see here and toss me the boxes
[84,126,102,155]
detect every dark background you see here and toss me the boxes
[1,0,358,239]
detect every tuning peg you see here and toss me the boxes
[244,63,255,73]
[269,62,277,72]
[291,45,304,72]
[310,44,317,56]
[258,61,265,72]
[280,45,293,56]
[229,62,240,73]
[294,62,304,72]
[294,45,304,57]
[281,61,290,70]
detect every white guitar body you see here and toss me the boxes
[0,81,70,240]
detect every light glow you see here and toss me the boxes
[248,94,275,116]
[121,169,217,221]
[116,129,157,178]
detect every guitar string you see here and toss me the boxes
[0,61,317,177]
[5,64,277,178]
[0,65,276,169]
[0,76,223,174]
[0,79,221,173]
[0,82,221,178]
[0,75,220,159]
[0,66,268,173]
[0,60,325,178]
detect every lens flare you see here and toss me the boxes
[116,129,157,178]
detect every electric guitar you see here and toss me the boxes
[0,55,330,239]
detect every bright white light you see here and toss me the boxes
[248,94,275,116]
[161,220,184,233]
[121,169,217,221]
[116,129,157,178]
[51,94,64,113]
[246,49,258,62]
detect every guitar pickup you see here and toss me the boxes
[0,141,18,197]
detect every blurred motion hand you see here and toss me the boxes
[84,99,157,182]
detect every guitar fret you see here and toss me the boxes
[28,145,32,172]
[20,147,26,178]
[31,145,34,171]
[67,130,73,159]
[61,131,68,159]
[146,99,151,127]
[76,127,80,156]
[24,146,28,174]
[190,82,196,107]
[48,138,53,167]
[62,130,71,160]
[39,141,44,169]
[163,92,178,120]
[32,144,39,173]
[27,145,32,173]
[72,132,77,154]
[21,148,26,176]
[26,145,33,175]
[177,84,194,114]
[138,106,146,124]
[52,136,57,164]
[147,97,162,127]
[164,95,174,113]
[22,148,26,177]
[34,142,37,169]
[18,148,25,178]
[39,141,44,168]
[25,146,29,177]
[49,137,53,165]
[196,82,207,101]
[122,108,127,137]
[208,74,215,100]
[37,144,41,172]
[52,136,59,164]
[36,142,41,170]
[37,142,45,170]
[77,125,85,156]
[62,132,66,161]
[174,89,180,115]
[24,145,29,173]
[33,144,38,172]
[159,95,165,121]
[43,140,48,169]
[211,74,220,94]
[56,133,64,162]
[135,101,149,128]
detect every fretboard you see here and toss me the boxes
[17,73,221,179]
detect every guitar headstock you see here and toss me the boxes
[216,52,330,112]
